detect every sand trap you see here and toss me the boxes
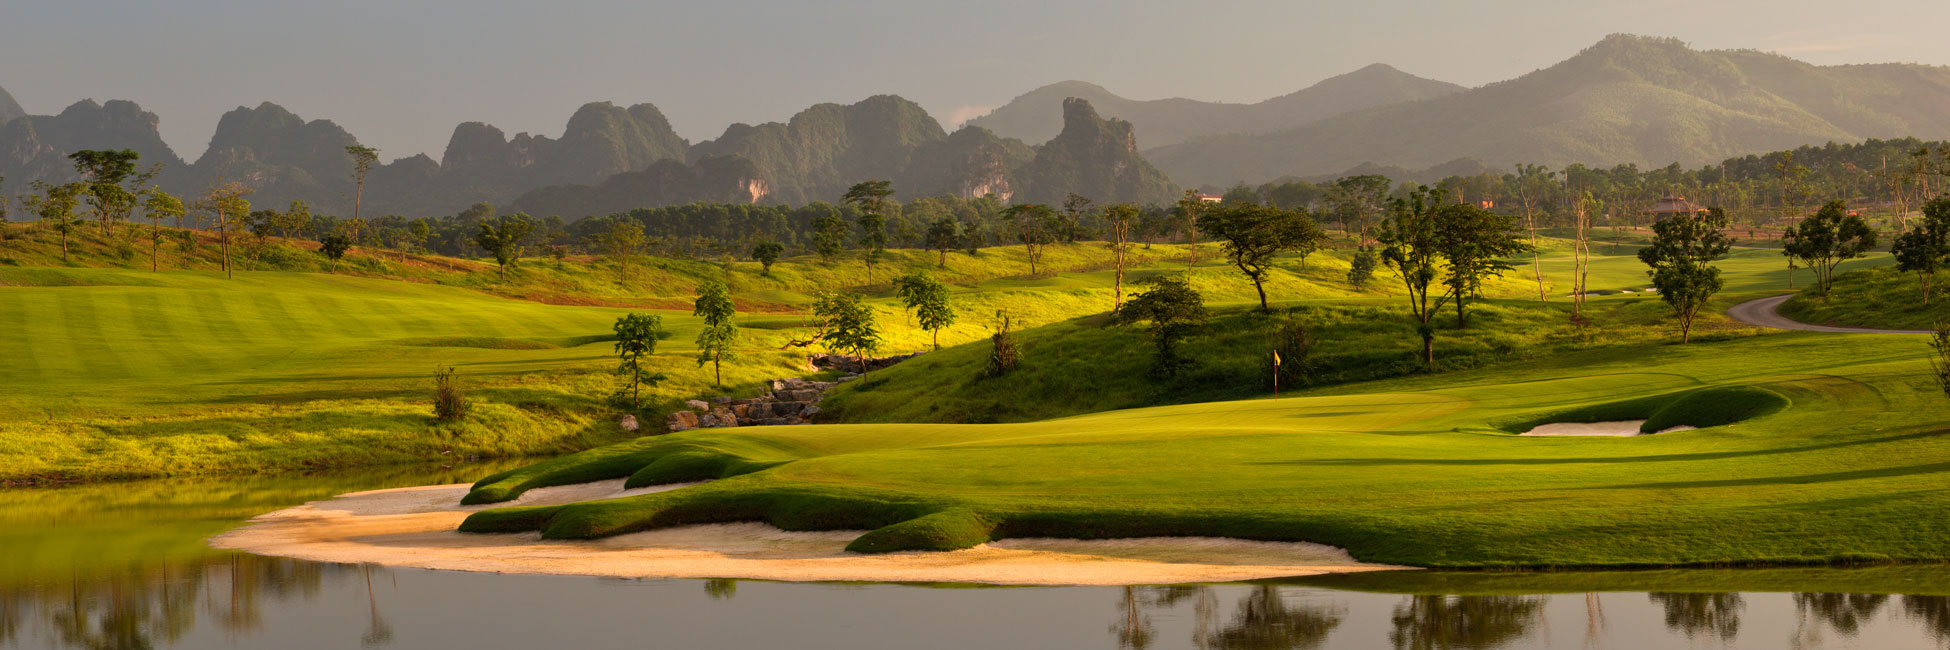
[1521,420,1698,436]
[211,480,1406,586]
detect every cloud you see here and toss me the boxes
[942,104,997,128]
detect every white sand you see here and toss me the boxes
[211,480,1406,586]
[1521,420,1698,436]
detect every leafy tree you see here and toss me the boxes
[895,272,956,350]
[319,233,353,271]
[612,313,667,409]
[1931,321,1950,402]
[473,213,535,281]
[602,219,645,286]
[1004,203,1060,275]
[407,218,431,255]
[1196,203,1326,310]
[1347,248,1377,289]
[842,180,894,282]
[1375,187,1451,365]
[814,292,881,374]
[750,241,784,276]
[1639,207,1733,343]
[345,145,379,224]
[809,203,848,261]
[1114,275,1208,378]
[199,182,254,279]
[1061,193,1093,243]
[924,218,962,268]
[1432,202,1531,327]
[1783,200,1877,297]
[1104,203,1139,310]
[26,181,85,261]
[692,281,738,388]
[67,149,147,236]
[1893,197,1950,304]
[1512,163,1555,301]
[1174,190,1207,271]
[1327,174,1392,240]
[139,186,185,272]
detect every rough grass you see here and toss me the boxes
[462,329,1950,568]
[1780,265,1950,330]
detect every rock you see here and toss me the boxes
[746,402,775,419]
[802,405,821,418]
[771,401,806,416]
[619,414,639,432]
[685,399,710,411]
[769,379,787,392]
[701,408,739,428]
[731,404,751,419]
[666,410,699,432]
[713,396,733,404]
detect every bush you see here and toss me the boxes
[433,366,469,421]
[1270,313,1314,389]
[984,311,1020,377]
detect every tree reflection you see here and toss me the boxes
[1792,593,1888,637]
[1210,585,1343,650]
[1389,595,1544,650]
[362,565,394,648]
[1902,596,1950,643]
[1648,592,1742,642]
[1111,586,1158,649]
[7,553,337,650]
[703,579,739,600]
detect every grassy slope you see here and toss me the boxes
[462,329,1950,569]
[1780,265,1949,330]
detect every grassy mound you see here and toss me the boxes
[1495,385,1788,434]
[397,336,560,350]
[459,331,1950,569]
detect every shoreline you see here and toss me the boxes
[210,480,1409,586]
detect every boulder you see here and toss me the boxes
[685,399,710,411]
[619,414,639,432]
[778,389,821,402]
[666,410,699,432]
[712,396,733,405]
[701,408,739,428]
[770,401,806,416]
[731,404,751,419]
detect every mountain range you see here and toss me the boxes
[5,34,1950,217]
[966,64,1464,149]
[1149,34,1950,186]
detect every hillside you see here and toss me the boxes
[1150,34,1950,186]
[688,95,949,206]
[0,85,22,125]
[966,64,1464,149]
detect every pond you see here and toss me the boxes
[7,464,1950,649]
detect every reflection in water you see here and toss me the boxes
[1389,595,1544,650]
[1904,595,1950,644]
[1649,592,1743,642]
[1111,586,1157,649]
[1794,593,1889,637]
[1210,585,1342,650]
[703,579,738,601]
[9,553,333,650]
[362,565,393,648]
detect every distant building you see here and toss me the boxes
[1194,193,1223,203]
[1647,194,1705,221]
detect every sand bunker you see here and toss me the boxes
[1522,420,1697,436]
[211,480,1405,586]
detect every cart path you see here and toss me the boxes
[1727,295,1931,334]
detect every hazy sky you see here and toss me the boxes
[4,0,1946,162]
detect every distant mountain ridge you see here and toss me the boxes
[1150,34,1950,185]
[966,64,1465,149]
[0,85,23,126]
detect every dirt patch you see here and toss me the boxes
[212,481,1406,586]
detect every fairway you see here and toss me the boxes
[461,325,1950,568]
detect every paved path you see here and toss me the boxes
[1726,295,1932,334]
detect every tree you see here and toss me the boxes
[809,204,848,261]
[1639,207,1733,343]
[814,292,881,374]
[1003,203,1059,275]
[1783,200,1877,297]
[67,149,147,236]
[1375,187,1452,365]
[1327,174,1392,241]
[139,187,185,272]
[1175,190,1207,271]
[407,218,431,255]
[603,219,645,286]
[1104,203,1139,310]
[1347,248,1377,288]
[26,181,84,262]
[1513,163,1555,301]
[691,281,738,389]
[612,313,667,409]
[473,214,535,281]
[1197,203,1326,311]
[751,241,784,276]
[1930,321,1950,402]
[984,311,1020,377]
[1572,193,1603,321]
[1432,202,1530,327]
[1061,193,1092,243]
[1114,275,1208,378]
[345,145,379,225]
[199,182,254,279]
[924,218,962,268]
[895,272,955,350]
[1893,197,1950,305]
[319,233,353,271]
[842,180,894,283]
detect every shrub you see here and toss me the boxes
[433,366,469,421]
[1270,314,1315,389]
[984,311,1020,377]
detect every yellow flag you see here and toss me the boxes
[1272,350,1282,366]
